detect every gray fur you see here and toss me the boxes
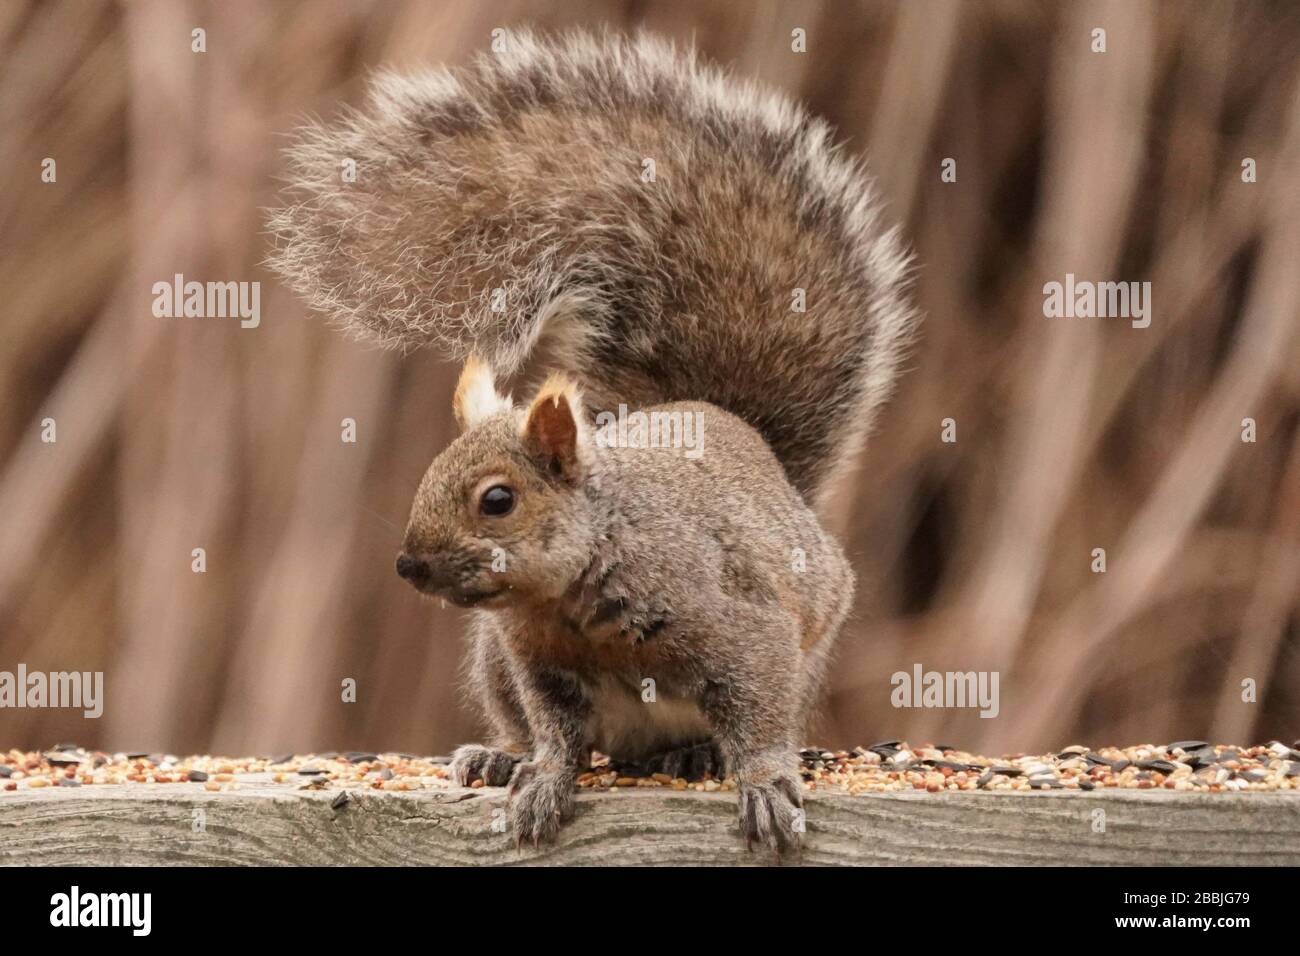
[407,399,852,854]
[269,32,913,855]
[266,29,917,505]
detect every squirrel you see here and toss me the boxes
[268,30,916,853]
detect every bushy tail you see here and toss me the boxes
[267,29,916,504]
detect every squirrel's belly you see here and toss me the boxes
[583,674,711,760]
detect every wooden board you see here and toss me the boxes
[3,779,1297,866]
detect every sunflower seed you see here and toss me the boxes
[1182,747,1216,768]
[932,760,971,772]
[1136,759,1179,774]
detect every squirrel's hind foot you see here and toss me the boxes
[613,740,725,781]
[652,740,725,781]
[449,743,530,787]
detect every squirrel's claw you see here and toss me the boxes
[738,774,804,857]
[507,763,576,848]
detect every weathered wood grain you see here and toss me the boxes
[2,780,1297,866]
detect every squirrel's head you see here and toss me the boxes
[395,357,595,608]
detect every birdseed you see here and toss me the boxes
[1,741,1296,796]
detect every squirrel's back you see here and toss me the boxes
[593,401,846,577]
[268,30,917,504]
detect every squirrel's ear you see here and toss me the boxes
[521,374,585,481]
[453,355,512,431]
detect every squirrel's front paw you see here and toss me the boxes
[507,763,576,846]
[738,773,805,855]
[449,744,528,786]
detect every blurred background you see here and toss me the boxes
[1,0,1297,758]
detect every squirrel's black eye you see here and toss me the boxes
[479,484,515,517]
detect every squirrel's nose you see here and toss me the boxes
[395,552,430,585]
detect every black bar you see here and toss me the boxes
[0,865,1287,938]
